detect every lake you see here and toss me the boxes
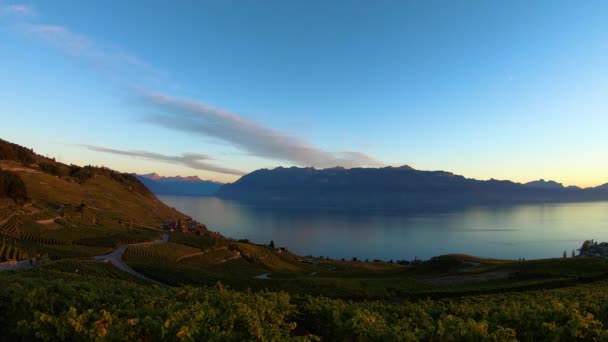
[159,196,608,261]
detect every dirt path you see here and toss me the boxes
[36,217,59,225]
[216,251,241,264]
[94,233,169,283]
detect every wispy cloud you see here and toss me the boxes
[141,92,383,168]
[22,24,91,55]
[10,7,382,171]
[19,23,165,83]
[80,144,246,176]
[0,4,34,16]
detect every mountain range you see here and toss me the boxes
[216,166,608,209]
[135,173,223,196]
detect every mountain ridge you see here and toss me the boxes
[136,173,223,196]
[217,166,608,209]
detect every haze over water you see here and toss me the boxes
[159,196,608,261]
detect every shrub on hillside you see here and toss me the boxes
[69,165,96,183]
[0,169,28,204]
[0,139,35,165]
[38,162,62,176]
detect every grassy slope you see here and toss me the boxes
[0,158,185,261]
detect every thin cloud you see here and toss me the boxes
[80,144,245,176]
[1,4,34,16]
[141,92,383,169]
[20,23,165,82]
[12,9,382,170]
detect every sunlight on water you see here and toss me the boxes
[160,196,608,261]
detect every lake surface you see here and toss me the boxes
[159,196,608,261]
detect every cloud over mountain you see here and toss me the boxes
[81,145,245,176]
[141,92,383,169]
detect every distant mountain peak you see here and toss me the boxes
[524,179,565,189]
[135,173,224,196]
[596,183,608,190]
[138,173,216,183]
[384,165,414,170]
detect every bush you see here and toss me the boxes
[69,165,96,183]
[0,170,28,203]
[0,139,35,165]
[38,162,62,176]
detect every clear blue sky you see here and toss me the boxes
[1,0,607,186]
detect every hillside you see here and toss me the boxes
[0,138,186,261]
[136,173,223,196]
[217,166,608,209]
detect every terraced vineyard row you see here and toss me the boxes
[178,248,237,266]
[0,239,29,261]
[0,205,14,222]
[124,242,200,263]
[32,199,62,212]
[0,216,64,245]
[169,231,227,251]
[41,260,146,282]
[17,231,64,246]
[0,216,20,238]
[73,229,160,248]
[26,210,55,221]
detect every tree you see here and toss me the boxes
[563,250,567,258]
[269,240,275,249]
[0,170,28,204]
[572,249,576,258]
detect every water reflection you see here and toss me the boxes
[159,196,608,261]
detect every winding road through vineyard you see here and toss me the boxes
[94,233,169,282]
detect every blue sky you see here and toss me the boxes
[1,1,607,186]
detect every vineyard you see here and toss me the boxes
[123,242,202,264]
[0,239,28,261]
[177,248,238,266]
[0,203,14,222]
[4,262,608,340]
[25,209,55,222]
[40,259,148,283]
[0,215,20,238]
[169,231,227,250]
[0,235,51,262]
[72,229,159,248]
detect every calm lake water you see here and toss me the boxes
[159,196,608,261]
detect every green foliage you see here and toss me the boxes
[5,267,608,340]
[297,282,608,341]
[0,170,28,204]
[0,270,303,341]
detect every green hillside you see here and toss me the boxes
[0,138,185,261]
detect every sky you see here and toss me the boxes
[1,1,607,187]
